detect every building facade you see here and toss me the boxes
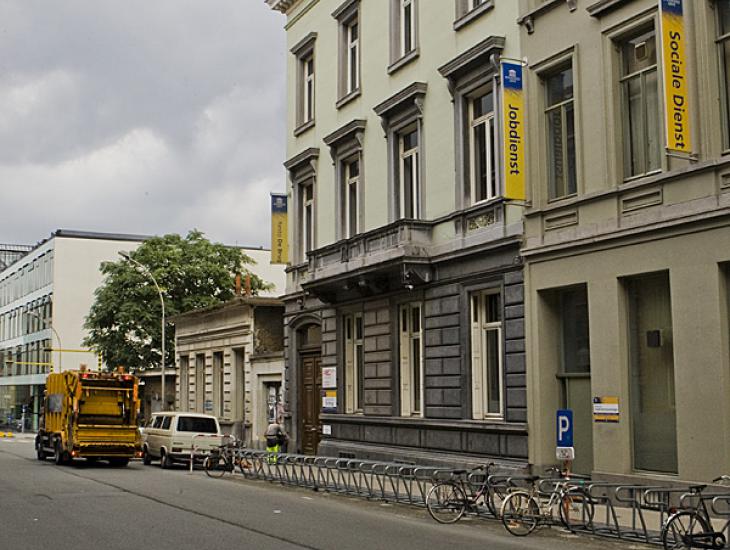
[172,297,285,446]
[520,0,730,482]
[268,0,529,467]
[0,230,144,430]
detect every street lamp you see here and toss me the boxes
[119,251,167,411]
[25,310,62,372]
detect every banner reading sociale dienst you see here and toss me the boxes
[660,0,691,154]
[270,193,288,265]
[502,62,526,200]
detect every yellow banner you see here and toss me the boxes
[270,193,288,265]
[502,62,526,200]
[660,0,691,153]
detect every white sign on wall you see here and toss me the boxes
[322,367,337,389]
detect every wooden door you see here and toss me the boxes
[299,354,322,455]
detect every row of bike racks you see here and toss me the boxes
[228,449,730,547]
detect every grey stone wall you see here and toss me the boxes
[362,299,393,415]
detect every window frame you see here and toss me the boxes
[398,126,421,219]
[291,33,317,136]
[301,179,315,259]
[334,0,361,107]
[344,312,364,413]
[344,156,361,237]
[399,302,424,417]
[470,289,504,420]
[716,1,730,151]
[616,25,662,180]
[468,87,498,205]
[388,0,419,73]
[544,63,577,201]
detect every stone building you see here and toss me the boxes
[267,0,528,467]
[519,0,730,481]
[172,296,285,446]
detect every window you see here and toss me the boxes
[161,416,172,430]
[398,128,420,219]
[195,354,205,413]
[300,180,315,258]
[344,157,360,237]
[303,54,315,124]
[620,27,661,178]
[177,416,218,433]
[545,65,576,200]
[469,89,497,204]
[470,290,502,418]
[399,303,423,417]
[401,0,415,57]
[347,20,359,94]
[213,351,224,418]
[291,33,317,134]
[717,1,730,147]
[389,0,418,71]
[344,313,364,413]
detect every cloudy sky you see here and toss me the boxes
[0,0,287,248]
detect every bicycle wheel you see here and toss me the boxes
[204,454,229,478]
[426,482,467,524]
[662,511,712,550]
[559,487,594,531]
[487,485,508,518]
[501,491,539,536]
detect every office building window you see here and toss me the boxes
[347,19,359,94]
[389,0,418,72]
[398,128,420,219]
[545,65,576,199]
[620,27,661,178]
[300,180,315,259]
[291,33,317,134]
[399,303,423,417]
[344,313,364,413]
[471,290,502,418]
[344,157,360,237]
[717,1,730,147]
[469,88,497,204]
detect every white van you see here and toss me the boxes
[142,412,223,468]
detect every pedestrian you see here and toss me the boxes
[265,420,288,455]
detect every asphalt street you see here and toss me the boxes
[0,437,650,550]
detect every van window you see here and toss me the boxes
[161,416,172,430]
[177,416,217,433]
[152,416,164,429]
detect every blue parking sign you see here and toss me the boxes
[556,409,573,448]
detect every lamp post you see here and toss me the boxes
[25,310,62,372]
[119,251,167,411]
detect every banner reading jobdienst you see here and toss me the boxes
[502,62,526,200]
[270,193,288,265]
[660,0,691,154]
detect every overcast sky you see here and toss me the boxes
[0,0,287,249]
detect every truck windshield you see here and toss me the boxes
[177,416,217,433]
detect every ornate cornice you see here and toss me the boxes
[266,0,297,13]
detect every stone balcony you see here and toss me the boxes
[293,199,523,303]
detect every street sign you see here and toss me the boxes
[556,409,573,447]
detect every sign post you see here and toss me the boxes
[556,409,575,474]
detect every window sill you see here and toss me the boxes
[336,88,361,110]
[546,192,578,205]
[294,119,315,137]
[453,0,495,31]
[387,48,419,75]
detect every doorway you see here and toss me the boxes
[297,323,322,455]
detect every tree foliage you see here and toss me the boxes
[84,230,272,371]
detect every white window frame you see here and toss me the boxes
[303,54,315,124]
[398,129,420,219]
[468,89,497,204]
[301,180,315,259]
[469,0,485,9]
[400,0,415,57]
[346,19,360,94]
[399,302,423,417]
[344,156,360,238]
[344,313,364,413]
[470,290,503,419]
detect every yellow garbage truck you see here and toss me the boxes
[35,368,142,466]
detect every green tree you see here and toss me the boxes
[84,230,272,371]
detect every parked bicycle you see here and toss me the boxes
[662,476,730,549]
[203,438,252,478]
[500,467,594,536]
[425,463,508,524]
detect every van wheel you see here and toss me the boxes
[142,446,152,466]
[160,450,171,469]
